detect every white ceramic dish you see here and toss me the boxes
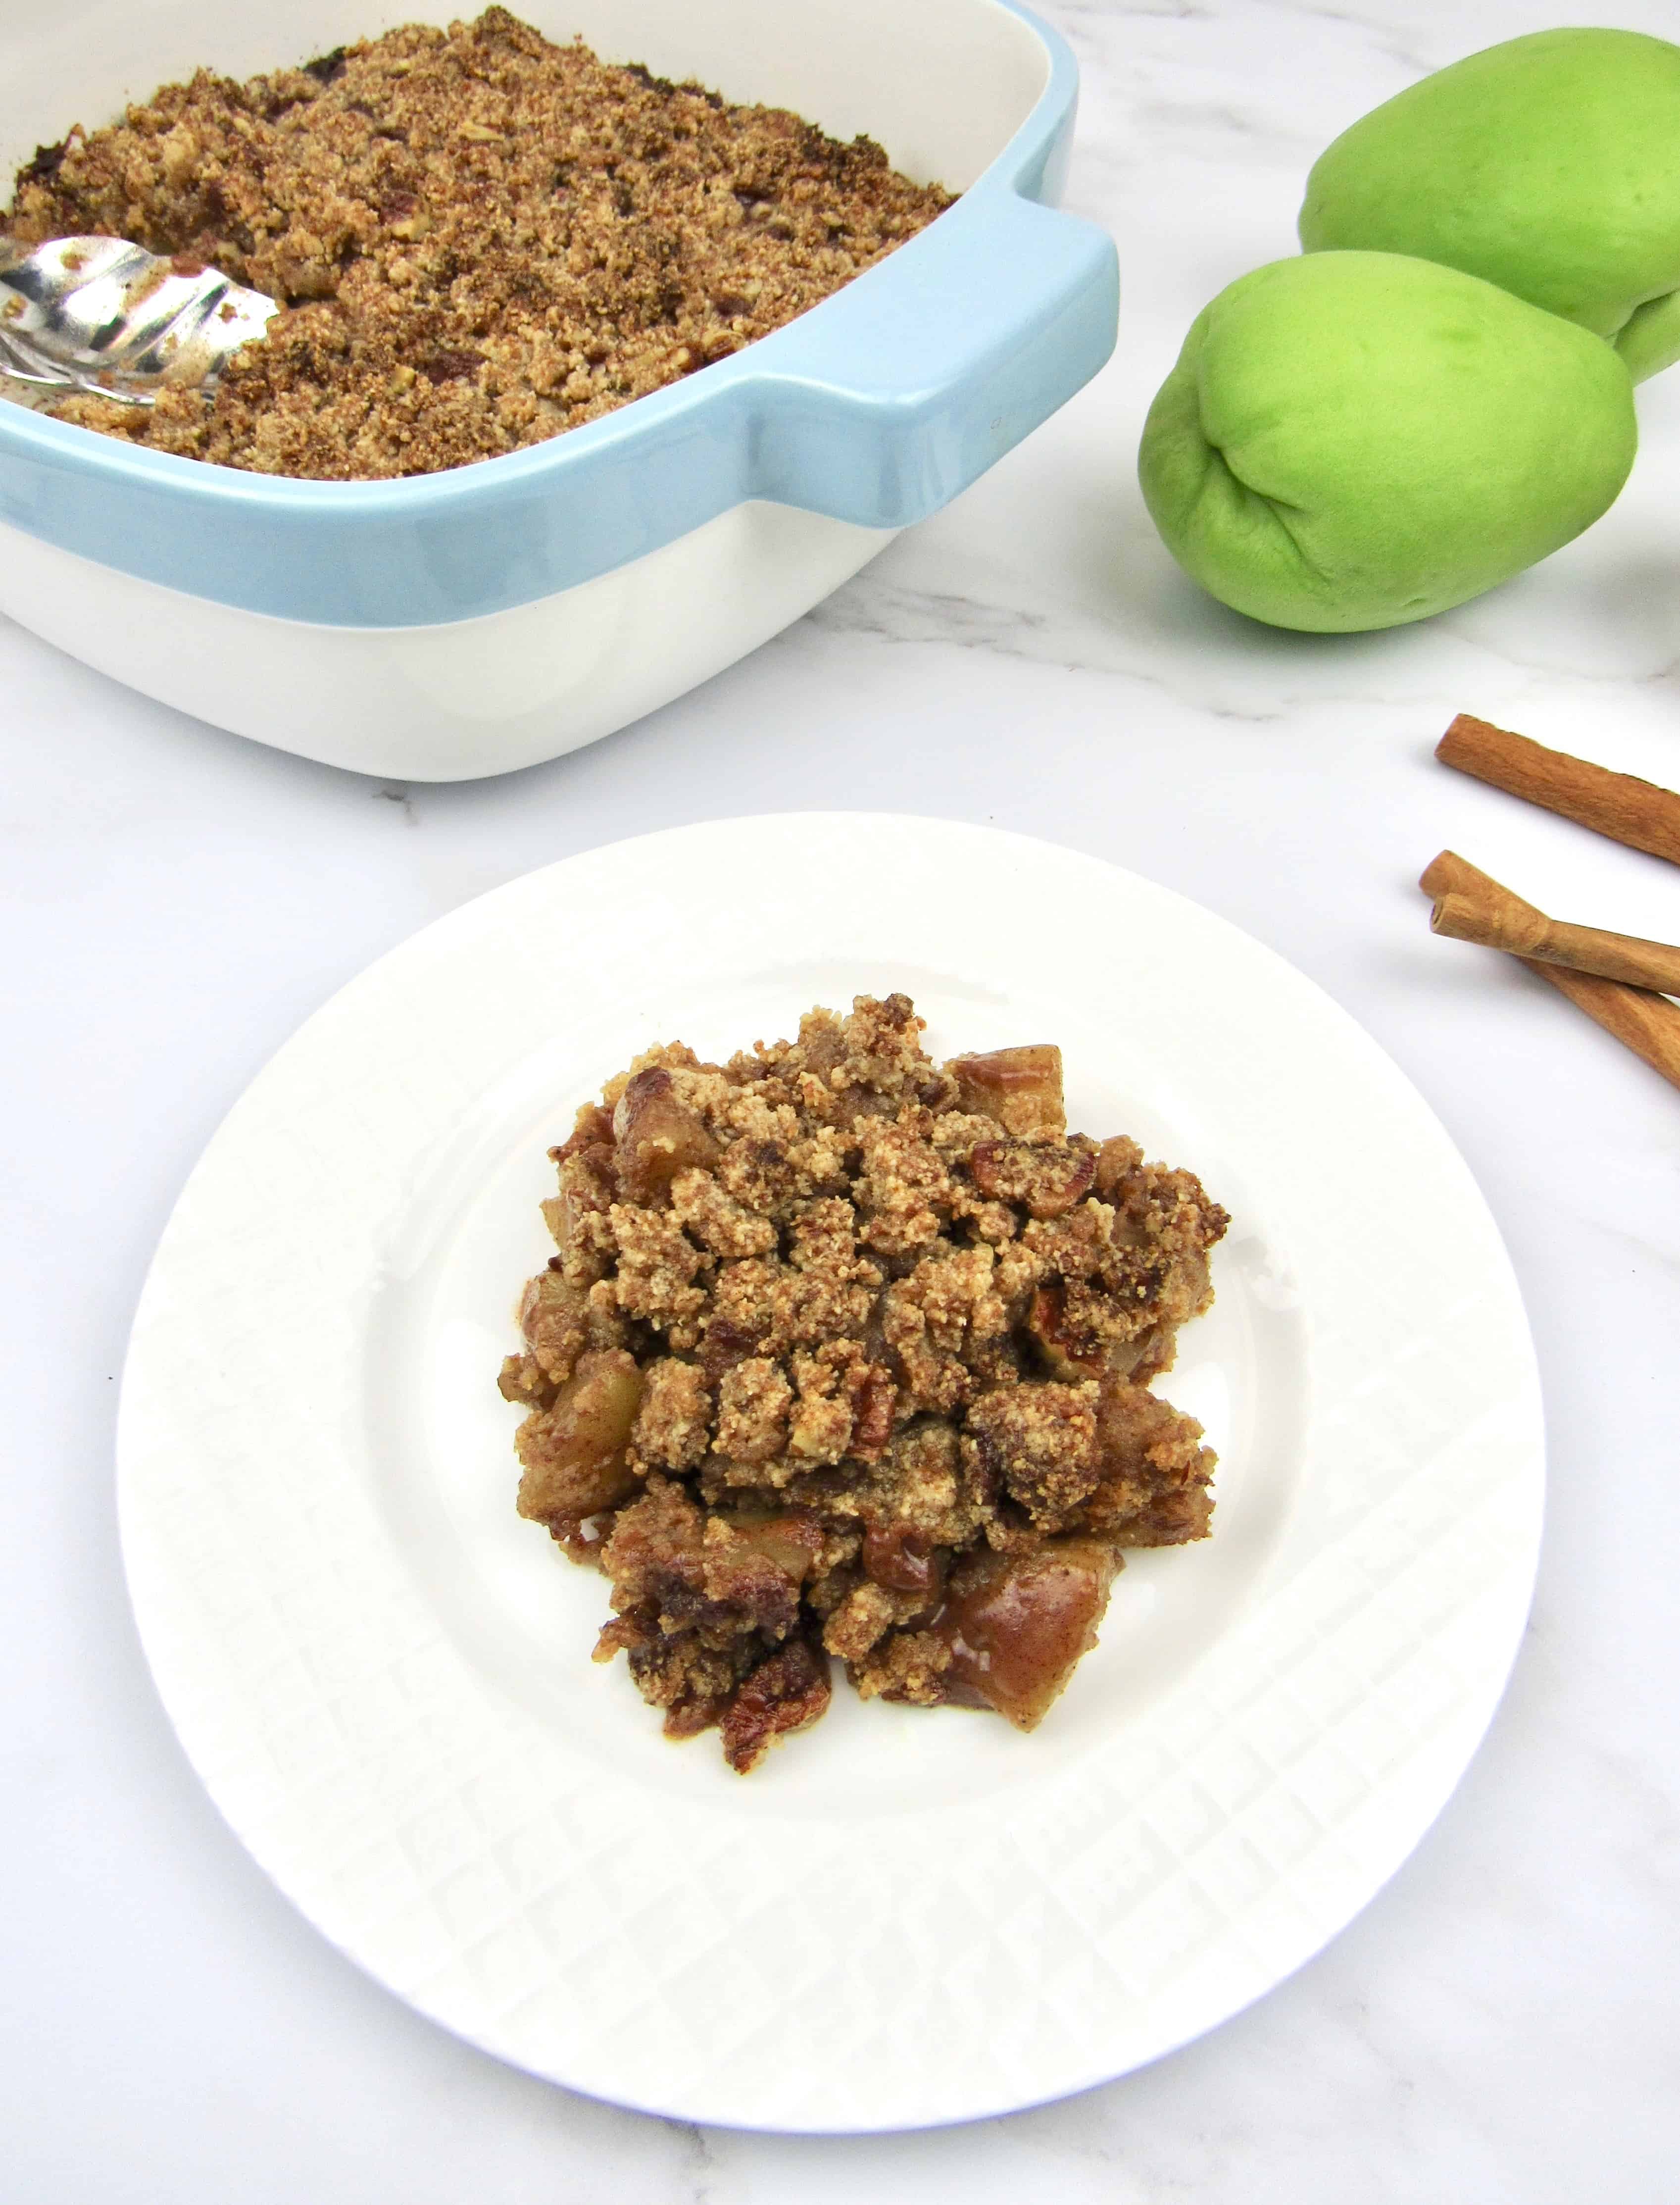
[0,0,1115,779]
[117,815,1544,2131]
[0,500,890,778]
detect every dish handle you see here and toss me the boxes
[740,186,1120,527]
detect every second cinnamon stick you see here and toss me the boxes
[1429,892,1680,996]
[1420,851,1680,1094]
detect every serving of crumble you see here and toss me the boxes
[499,994,1229,1772]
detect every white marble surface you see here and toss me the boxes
[4,0,1680,2196]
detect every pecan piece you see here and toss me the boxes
[965,1381,1100,1526]
[719,1635,833,1773]
[970,1137,1096,1218]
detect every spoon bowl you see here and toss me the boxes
[0,235,276,404]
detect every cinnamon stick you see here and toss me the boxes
[1429,892,1680,996]
[1420,851,1680,1094]
[1436,713,1680,867]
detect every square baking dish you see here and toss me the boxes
[0,0,1117,779]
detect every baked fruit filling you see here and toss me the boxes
[500,995,1229,1771]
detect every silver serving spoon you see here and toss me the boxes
[0,235,277,405]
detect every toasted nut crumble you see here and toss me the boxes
[2,7,953,479]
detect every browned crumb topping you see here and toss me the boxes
[500,996,1231,1773]
[2,7,952,479]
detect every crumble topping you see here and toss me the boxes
[1,7,952,479]
[500,995,1230,1772]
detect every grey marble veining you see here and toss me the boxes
[2,3,1679,2200]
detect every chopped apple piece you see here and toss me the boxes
[935,1537,1121,1729]
[515,1349,646,1526]
[947,1045,1066,1137]
[612,1067,719,1202]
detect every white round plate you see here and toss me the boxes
[118,815,1543,2133]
